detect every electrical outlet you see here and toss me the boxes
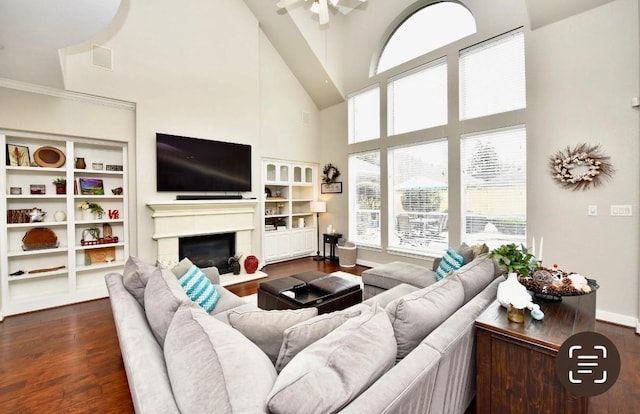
[587,205,597,216]
[610,205,632,216]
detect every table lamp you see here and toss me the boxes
[310,201,327,261]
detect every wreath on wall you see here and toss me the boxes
[322,163,341,183]
[549,143,614,191]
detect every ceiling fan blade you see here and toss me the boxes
[276,0,300,9]
[318,0,329,24]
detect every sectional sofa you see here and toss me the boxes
[106,251,500,413]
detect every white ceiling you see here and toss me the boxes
[0,0,618,106]
[0,0,121,88]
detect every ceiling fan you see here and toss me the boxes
[276,0,367,25]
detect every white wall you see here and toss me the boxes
[2,0,320,264]
[527,0,639,324]
[319,0,640,324]
[60,0,320,262]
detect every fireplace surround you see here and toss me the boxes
[147,200,259,277]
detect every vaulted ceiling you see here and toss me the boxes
[0,0,617,108]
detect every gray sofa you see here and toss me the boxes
[106,252,500,413]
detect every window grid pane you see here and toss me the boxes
[377,2,476,74]
[348,86,380,144]
[388,140,449,255]
[462,126,526,249]
[349,151,381,246]
[460,29,525,120]
[388,59,448,136]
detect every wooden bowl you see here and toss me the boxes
[34,146,65,168]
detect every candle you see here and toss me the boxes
[538,237,543,261]
[531,236,535,256]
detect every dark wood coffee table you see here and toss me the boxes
[258,271,362,314]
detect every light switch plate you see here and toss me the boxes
[610,205,632,216]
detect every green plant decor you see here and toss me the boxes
[52,177,66,186]
[489,243,535,277]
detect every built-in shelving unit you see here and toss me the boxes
[0,132,128,319]
[262,159,318,263]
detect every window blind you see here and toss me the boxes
[349,151,381,247]
[461,126,526,248]
[460,28,525,120]
[348,86,380,143]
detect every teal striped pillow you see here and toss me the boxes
[179,265,220,313]
[435,248,465,281]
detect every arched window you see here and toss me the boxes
[375,1,476,75]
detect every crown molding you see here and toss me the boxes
[0,78,135,111]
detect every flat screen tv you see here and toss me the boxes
[156,133,252,192]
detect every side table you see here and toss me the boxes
[323,233,342,262]
[474,293,596,414]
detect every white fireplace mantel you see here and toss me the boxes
[147,199,259,266]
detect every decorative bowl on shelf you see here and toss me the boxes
[519,268,599,302]
[21,227,59,250]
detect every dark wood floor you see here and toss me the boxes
[0,257,637,413]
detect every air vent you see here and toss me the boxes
[91,44,113,70]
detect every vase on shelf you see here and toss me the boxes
[496,272,529,308]
[82,209,95,221]
[244,255,259,274]
[230,260,241,275]
[75,157,86,169]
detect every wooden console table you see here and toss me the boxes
[475,293,596,414]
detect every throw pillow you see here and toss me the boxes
[171,257,220,285]
[228,308,318,364]
[457,242,475,264]
[385,276,465,361]
[435,248,465,281]
[267,305,396,414]
[122,256,157,306]
[275,307,363,372]
[165,304,276,414]
[144,267,190,347]
[178,265,220,313]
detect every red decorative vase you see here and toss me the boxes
[244,255,259,274]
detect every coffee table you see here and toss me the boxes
[258,271,362,314]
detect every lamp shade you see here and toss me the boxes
[310,201,326,213]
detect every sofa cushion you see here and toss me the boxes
[385,276,465,360]
[165,304,277,414]
[435,248,465,281]
[144,267,190,347]
[452,253,499,303]
[267,305,396,414]
[362,261,437,290]
[122,256,157,306]
[275,307,364,372]
[178,265,220,313]
[228,308,318,364]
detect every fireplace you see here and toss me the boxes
[179,233,236,274]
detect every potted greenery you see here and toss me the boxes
[52,177,66,195]
[78,201,105,219]
[489,243,535,277]
[489,243,535,308]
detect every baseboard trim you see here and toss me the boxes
[595,310,637,328]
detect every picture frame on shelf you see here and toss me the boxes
[6,144,30,166]
[321,182,342,194]
[30,184,46,195]
[78,178,105,195]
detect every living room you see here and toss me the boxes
[1,0,638,330]
[0,0,638,410]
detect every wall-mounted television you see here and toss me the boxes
[156,133,252,193]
